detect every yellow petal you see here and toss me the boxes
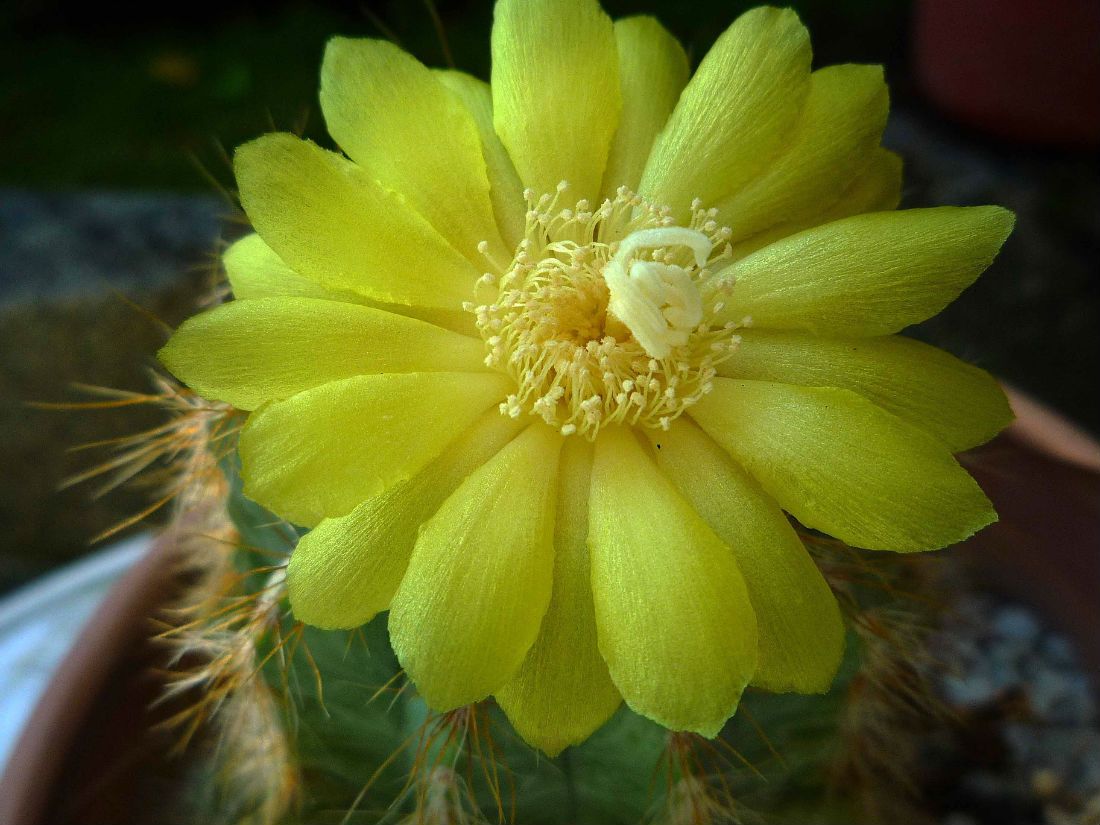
[638,7,811,217]
[588,426,757,736]
[320,38,508,265]
[823,147,903,218]
[159,297,487,411]
[234,133,480,310]
[726,147,904,261]
[715,64,889,243]
[389,424,562,710]
[286,410,525,629]
[600,16,689,197]
[491,0,620,202]
[691,379,998,552]
[435,70,526,252]
[223,233,478,337]
[225,233,351,302]
[238,372,512,527]
[495,437,621,755]
[645,420,844,694]
[720,329,1012,451]
[714,206,1015,335]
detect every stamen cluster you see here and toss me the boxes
[468,185,747,439]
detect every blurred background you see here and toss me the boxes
[0,0,1097,589]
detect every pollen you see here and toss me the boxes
[470,185,745,440]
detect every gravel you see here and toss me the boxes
[931,595,1100,824]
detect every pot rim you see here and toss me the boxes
[0,530,177,825]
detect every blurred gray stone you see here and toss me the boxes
[993,607,1042,647]
[0,189,226,592]
[0,189,226,307]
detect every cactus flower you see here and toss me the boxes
[160,0,1014,755]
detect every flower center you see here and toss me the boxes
[469,184,747,439]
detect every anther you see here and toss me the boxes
[475,186,741,440]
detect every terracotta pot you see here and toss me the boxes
[914,0,1100,147]
[0,522,186,825]
[0,390,1097,823]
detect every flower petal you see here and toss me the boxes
[645,420,844,694]
[435,70,526,252]
[389,424,561,710]
[225,233,350,302]
[223,233,478,336]
[495,437,621,756]
[588,426,757,736]
[823,147,903,218]
[691,379,998,552]
[600,16,689,197]
[159,297,487,411]
[720,329,1012,451]
[320,38,508,265]
[235,133,480,310]
[491,0,620,202]
[638,7,811,217]
[715,64,889,243]
[728,147,904,260]
[286,410,525,629]
[238,372,512,527]
[714,206,1015,335]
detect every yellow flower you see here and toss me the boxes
[160,0,1014,755]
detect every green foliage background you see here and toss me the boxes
[0,0,910,192]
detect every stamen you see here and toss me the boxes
[470,187,741,439]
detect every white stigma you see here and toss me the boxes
[602,227,712,359]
